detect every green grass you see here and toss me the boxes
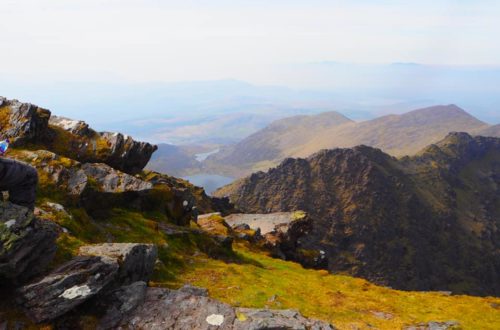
[162,242,500,330]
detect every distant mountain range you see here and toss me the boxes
[214,132,500,296]
[204,105,500,177]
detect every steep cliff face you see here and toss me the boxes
[215,133,500,296]
[0,97,157,174]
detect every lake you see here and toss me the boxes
[183,174,234,195]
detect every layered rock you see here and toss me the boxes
[17,243,157,323]
[0,97,50,146]
[48,115,157,174]
[0,97,156,174]
[11,149,152,195]
[215,133,500,296]
[0,201,59,282]
[17,255,119,323]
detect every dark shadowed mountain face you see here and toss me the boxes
[205,105,500,177]
[215,133,500,296]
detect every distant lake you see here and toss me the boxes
[183,174,234,195]
[195,148,220,162]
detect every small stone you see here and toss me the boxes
[206,314,225,326]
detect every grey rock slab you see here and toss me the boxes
[17,255,119,323]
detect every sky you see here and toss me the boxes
[1,0,500,86]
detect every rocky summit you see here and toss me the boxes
[216,133,500,296]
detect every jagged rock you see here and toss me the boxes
[0,201,59,282]
[117,285,335,329]
[18,243,157,323]
[0,97,50,146]
[78,243,157,285]
[49,115,91,137]
[49,115,157,174]
[0,97,156,174]
[98,131,157,175]
[96,281,148,330]
[403,321,460,330]
[17,255,119,323]
[81,163,153,192]
[233,308,335,330]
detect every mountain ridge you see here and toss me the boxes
[204,105,499,178]
[214,132,500,296]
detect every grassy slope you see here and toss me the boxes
[166,242,500,330]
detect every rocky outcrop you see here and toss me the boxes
[0,97,156,174]
[223,212,325,266]
[48,115,157,174]
[0,97,50,146]
[0,201,59,282]
[118,285,335,330]
[17,255,119,323]
[216,133,500,296]
[17,243,157,323]
[11,149,152,195]
[81,163,152,192]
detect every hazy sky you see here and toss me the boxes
[2,0,500,86]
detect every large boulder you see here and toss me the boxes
[0,201,59,282]
[78,243,157,285]
[17,243,157,323]
[0,97,50,146]
[17,256,119,323]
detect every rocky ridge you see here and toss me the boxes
[215,133,500,296]
[0,97,156,174]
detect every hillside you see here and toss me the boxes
[205,105,499,177]
[215,132,500,296]
[1,97,499,329]
[146,143,203,177]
